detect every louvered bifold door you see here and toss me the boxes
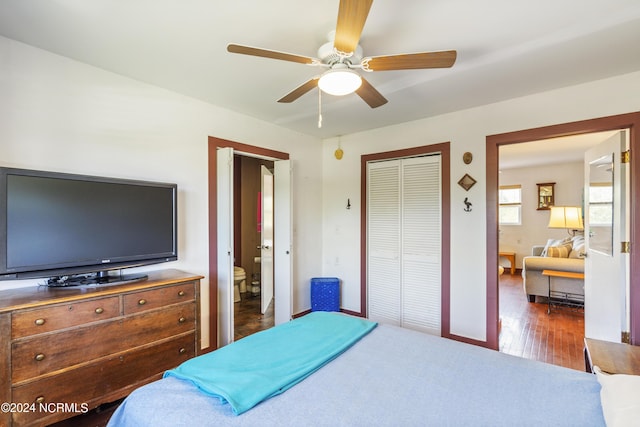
[367,160,402,326]
[367,155,441,335]
[401,156,441,334]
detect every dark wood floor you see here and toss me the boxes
[499,271,585,371]
[234,290,274,341]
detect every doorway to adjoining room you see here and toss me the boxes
[233,155,275,340]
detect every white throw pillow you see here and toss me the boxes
[594,366,640,426]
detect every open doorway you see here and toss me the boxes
[496,133,616,370]
[485,111,640,355]
[233,154,275,340]
[208,136,291,350]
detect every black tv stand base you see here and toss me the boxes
[44,272,148,288]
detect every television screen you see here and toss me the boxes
[0,167,177,285]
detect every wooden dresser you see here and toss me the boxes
[0,269,202,427]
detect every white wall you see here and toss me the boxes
[499,161,584,269]
[321,70,640,342]
[0,36,323,348]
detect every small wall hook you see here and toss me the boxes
[464,197,472,212]
[347,198,351,210]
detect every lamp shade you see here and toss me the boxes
[548,206,584,230]
[318,66,362,96]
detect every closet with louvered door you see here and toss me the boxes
[366,154,442,335]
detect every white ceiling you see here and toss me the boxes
[499,131,620,170]
[1,0,639,140]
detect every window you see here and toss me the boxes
[499,185,522,225]
[588,183,613,226]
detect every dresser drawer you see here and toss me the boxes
[11,333,196,427]
[11,296,120,339]
[11,302,195,383]
[123,282,195,314]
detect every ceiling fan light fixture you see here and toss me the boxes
[318,67,362,96]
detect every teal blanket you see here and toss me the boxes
[163,312,377,415]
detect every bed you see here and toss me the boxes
[107,312,608,426]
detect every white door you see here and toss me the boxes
[401,156,442,333]
[274,160,292,325]
[260,166,274,315]
[584,130,629,342]
[367,159,401,325]
[216,147,234,347]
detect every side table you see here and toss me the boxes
[584,337,640,374]
[499,251,516,275]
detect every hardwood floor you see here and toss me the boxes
[499,271,585,371]
[234,291,274,341]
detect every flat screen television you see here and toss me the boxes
[0,167,178,287]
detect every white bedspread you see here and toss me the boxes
[107,322,605,426]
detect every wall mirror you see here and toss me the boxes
[536,182,555,210]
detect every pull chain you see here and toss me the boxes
[318,88,323,128]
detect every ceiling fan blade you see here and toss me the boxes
[363,50,457,71]
[355,77,387,108]
[277,78,319,103]
[333,0,373,54]
[227,43,316,65]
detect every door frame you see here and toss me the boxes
[208,136,289,350]
[360,142,452,337]
[486,111,640,350]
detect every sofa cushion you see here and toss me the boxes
[569,235,586,258]
[546,242,573,258]
[541,237,571,256]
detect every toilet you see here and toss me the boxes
[233,266,246,303]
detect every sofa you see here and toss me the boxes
[521,235,585,303]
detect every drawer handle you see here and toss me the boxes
[34,318,46,326]
[178,290,185,297]
[179,347,186,354]
[178,316,186,323]
[35,353,45,362]
[95,307,104,314]
[138,299,147,306]
[35,396,45,404]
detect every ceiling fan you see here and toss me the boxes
[227,0,457,109]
